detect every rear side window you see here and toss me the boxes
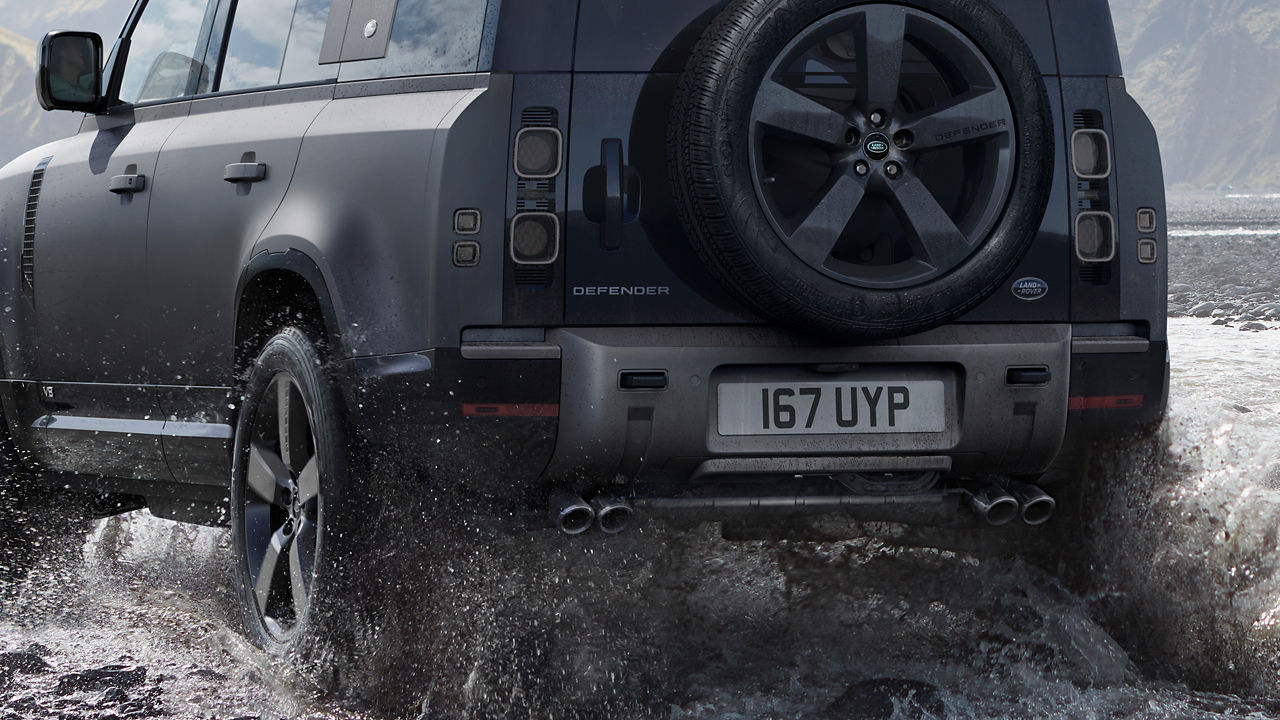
[117,0,214,104]
[338,0,500,81]
[281,0,339,84]
[219,0,337,91]
[218,0,295,91]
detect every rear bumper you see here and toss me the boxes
[341,323,1168,498]
[542,324,1073,486]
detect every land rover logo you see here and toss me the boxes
[864,133,891,160]
[1011,277,1049,301]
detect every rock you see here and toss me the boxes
[823,678,945,720]
[97,686,130,706]
[1169,283,1193,294]
[53,665,146,695]
[1240,322,1268,331]
[1190,301,1216,317]
[1233,404,1253,413]
[1212,318,1231,326]
[0,651,53,674]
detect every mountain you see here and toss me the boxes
[1113,0,1280,189]
[0,0,128,165]
[0,1,1276,188]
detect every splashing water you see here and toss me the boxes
[1,194,1280,719]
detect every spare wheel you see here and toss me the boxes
[669,0,1054,340]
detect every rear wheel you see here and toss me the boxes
[231,327,354,661]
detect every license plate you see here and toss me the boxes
[717,381,945,436]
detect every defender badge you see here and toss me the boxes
[1011,277,1049,301]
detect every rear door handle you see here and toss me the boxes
[223,162,267,183]
[108,174,146,194]
[601,139,624,251]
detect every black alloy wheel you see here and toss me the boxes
[231,327,349,652]
[670,0,1053,340]
[242,373,320,639]
[749,3,1015,289]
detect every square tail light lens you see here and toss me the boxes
[510,213,560,265]
[514,128,563,179]
[1075,211,1116,263]
[1071,129,1111,179]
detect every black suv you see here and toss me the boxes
[2,0,1166,658]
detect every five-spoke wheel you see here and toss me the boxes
[232,327,348,652]
[242,374,320,640]
[748,3,1016,289]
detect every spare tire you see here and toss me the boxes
[670,0,1053,340]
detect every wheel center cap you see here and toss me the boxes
[864,133,891,161]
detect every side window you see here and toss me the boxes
[217,0,296,91]
[219,0,337,91]
[117,0,213,104]
[280,0,339,84]
[338,0,494,81]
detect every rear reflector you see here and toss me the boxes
[463,403,560,417]
[1068,395,1144,411]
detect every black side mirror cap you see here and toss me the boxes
[37,31,105,113]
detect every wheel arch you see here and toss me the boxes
[234,249,348,373]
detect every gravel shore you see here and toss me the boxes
[1167,193,1280,330]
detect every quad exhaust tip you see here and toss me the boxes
[964,485,1020,527]
[964,481,1056,527]
[590,493,634,534]
[1008,481,1056,526]
[549,490,594,535]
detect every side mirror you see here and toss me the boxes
[37,31,104,113]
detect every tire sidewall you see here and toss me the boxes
[230,327,351,658]
[672,0,1054,339]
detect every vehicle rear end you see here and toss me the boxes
[408,0,1167,534]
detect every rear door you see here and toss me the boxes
[145,0,337,484]
[567,1,747,326]
[27,0,217,480]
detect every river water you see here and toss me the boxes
[1,194,1279,720]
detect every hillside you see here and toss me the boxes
[1113,0,1280,189]
[0,0,126,165]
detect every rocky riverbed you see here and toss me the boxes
[1167,193,1280,329]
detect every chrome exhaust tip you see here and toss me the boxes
[549,490,594,535]
[964,485,1020,527]
[590,493,634,534]
[1008,481,1056,526]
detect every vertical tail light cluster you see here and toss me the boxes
[511,123,563,265]
[1070,112,1115,267]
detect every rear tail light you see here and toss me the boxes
[1075,211,1116,263]
[510,212,559,264]
[1071,129,1111,179]
[514,127,563,179]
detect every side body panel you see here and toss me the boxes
[255,75,512,358]
[147,85,335,387]
[23,107,190,480]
